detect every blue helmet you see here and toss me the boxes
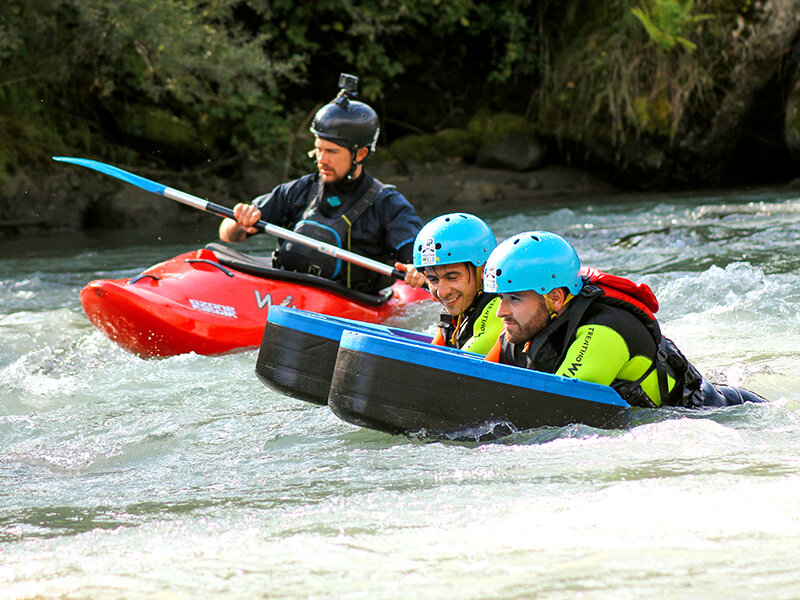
[483,231,583,295]
[413,213,497,269]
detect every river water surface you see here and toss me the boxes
[2,187,800,599]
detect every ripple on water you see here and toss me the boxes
[2,201,800,598]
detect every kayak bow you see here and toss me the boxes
[81,244,430,357]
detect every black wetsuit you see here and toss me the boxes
[498,283,765,408]
[251,171,422,293]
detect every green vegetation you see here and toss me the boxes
[631,0,714,52]
[0,0,294,178]
[0,0,770,188]
[535,1,749,144]
[0,0,546,182]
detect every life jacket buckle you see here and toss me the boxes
[579,283,603,298]
[656,345,669,363]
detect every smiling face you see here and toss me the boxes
[424,263,479,316]
[496,290,551,344]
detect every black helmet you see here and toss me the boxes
[310,74,380,154]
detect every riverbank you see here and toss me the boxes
[7,154,800,240]
[369,160,620,218]
[0,158,622,238]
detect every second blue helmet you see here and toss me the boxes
[483,231,583,295]
[413,213,497,269]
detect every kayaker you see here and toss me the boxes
[219,74,422,294]
[400,213,503,355]
[483,231,765,408]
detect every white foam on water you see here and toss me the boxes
[3,197,800,599]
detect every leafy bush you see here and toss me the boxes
[535,0,743,145]
[631,0,714,52]
[0,0,303,178]
[0,0,550,180]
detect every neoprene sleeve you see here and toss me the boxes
[555,323,668,405]
[555,324,630,385]
[461,297,504,356]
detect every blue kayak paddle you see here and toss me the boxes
[53,156,406,280]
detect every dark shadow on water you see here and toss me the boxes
[0,224,220,261]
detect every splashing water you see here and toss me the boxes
[2,189,800,599]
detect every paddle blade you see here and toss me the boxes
[52,156,167,195]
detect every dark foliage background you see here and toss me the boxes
[2,0,796,193]
[0,0,554,179]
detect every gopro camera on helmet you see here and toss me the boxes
[311,73,380,157]
[338,73,359,96]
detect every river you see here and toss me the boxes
[2,186,800,599]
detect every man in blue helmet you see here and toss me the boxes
[219,74,422,294]
[397,213,503,355]
[483,231,765,408]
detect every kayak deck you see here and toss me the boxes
[81,244,431,357]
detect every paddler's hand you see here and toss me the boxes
[395,263,428,288]
[232,203,262,234]
[219,203,263,243]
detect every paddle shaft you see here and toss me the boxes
[52,157,406,280]
[166,188,405,279]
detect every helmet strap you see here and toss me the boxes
[545,291,574,318]
[545,294,559,319]
[346,147,369,180]
[345,152,359,180]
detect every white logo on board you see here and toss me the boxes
[189,299,237,318]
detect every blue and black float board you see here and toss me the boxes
[256,306,632,440]
[328,331,632,439]
[255,306,431,404]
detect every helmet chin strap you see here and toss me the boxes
[545,291,574,318]
[345,147,368,180]
[545,294,559,318]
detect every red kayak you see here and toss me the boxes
[81,243,431,357]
